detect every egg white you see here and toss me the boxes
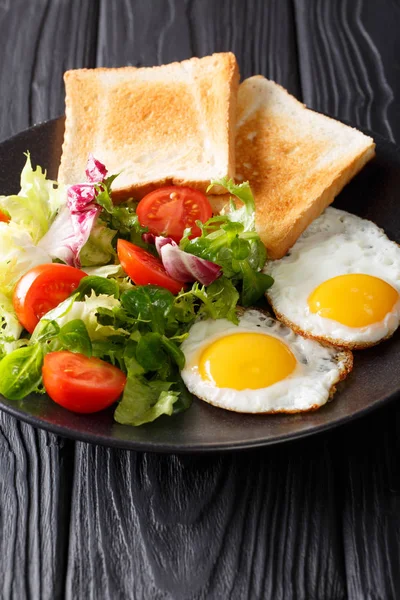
[180,309,353,413]
[264,207,400,348]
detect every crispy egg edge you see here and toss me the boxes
[266,292,397,350]
[188,307,354,414]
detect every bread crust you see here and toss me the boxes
[59,54,239,198]
[227,76,376,259]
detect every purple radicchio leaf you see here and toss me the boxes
[39,155,108,268]
[69,204,101,268]
[67,184,96,212]
[155,235,176,255]
[85,153,108,183]
[42,184,99,268]
[37,206,80,267]
[155,236,221,286]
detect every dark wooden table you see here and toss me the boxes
[1,1,400,598]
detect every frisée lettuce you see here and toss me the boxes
[0,154,274,427]
[0,153,66,243]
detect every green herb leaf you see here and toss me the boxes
[121,286,175,335]
[240,262,274,306]
[91,335,129,369]
[0,344,44,400]
[136,332,185,372]
[76,275,120,300]
[94,173,120,213]
[159,335,185,370]
[247,238,267,271]
[58,319,92,356]
[172,291,197,324]
[192,277,239,323]
[136,332,167,371]
[99,201,153,250]
[172,375,193,414]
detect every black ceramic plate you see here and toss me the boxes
[0,118,399,452]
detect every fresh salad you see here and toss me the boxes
[0,154,273,426]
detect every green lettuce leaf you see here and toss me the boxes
[0,344,44,400]
[99,200,153,248]
[82,264,135,292]
[83,264,121,278]
[94,174,120,214]
[191,277,239,323]
[208,177,255,231]
[57,320,92,356]
[80,219,116,267]
[32,291,128,343]
[180,179,273,305]
[0,154,66,244]
[114,371,179,426]
[121,286,177,335]
[0,293,23,355]
[0,222,51,298]
[76,275,120,300]
[240,262,274,306]
[135,332,185,372]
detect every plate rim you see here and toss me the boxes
[0,116,399,453]
[0,386,398,453]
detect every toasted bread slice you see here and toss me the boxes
[58,54,239,199]
[209,76,375,259]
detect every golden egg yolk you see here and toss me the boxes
[198,332,297,390]
[308,274,399,328]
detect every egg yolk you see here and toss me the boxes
[198,332,297,390]
[308,274,399,328]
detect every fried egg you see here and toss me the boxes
[180,309,352,413]
[264,208,400,349]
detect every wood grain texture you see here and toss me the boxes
[96,0,300,94]
[335,406,400,600]
[295,1,400,597]
[0,413,74,600]
[66,1,346,599]
[0,1,96,598]
[294,0,400,142]
[0,0,98,141]
[0,0,399,598]
[66,440,345,600]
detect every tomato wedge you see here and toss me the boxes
[117,239,185,294]
[13,264,87,333]
[0,210,10,223]
[42,351,127,414]
[136,186,212,242]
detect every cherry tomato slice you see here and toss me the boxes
[13,264,87,333]
[117,239,185,294]
[42,351,127,414]
[136,186,212,242]
[0,210,10,223]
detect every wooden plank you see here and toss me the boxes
[0,0,99,141]
[0,414,74,600]
[338,408,400,600]
[66,439,345,600]
[0,0,98,597]
[294,1,400,597]
[66,2,346,598]
[96,0,300,94]
[294,0,400,142]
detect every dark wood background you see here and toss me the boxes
[1,1,400,598]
